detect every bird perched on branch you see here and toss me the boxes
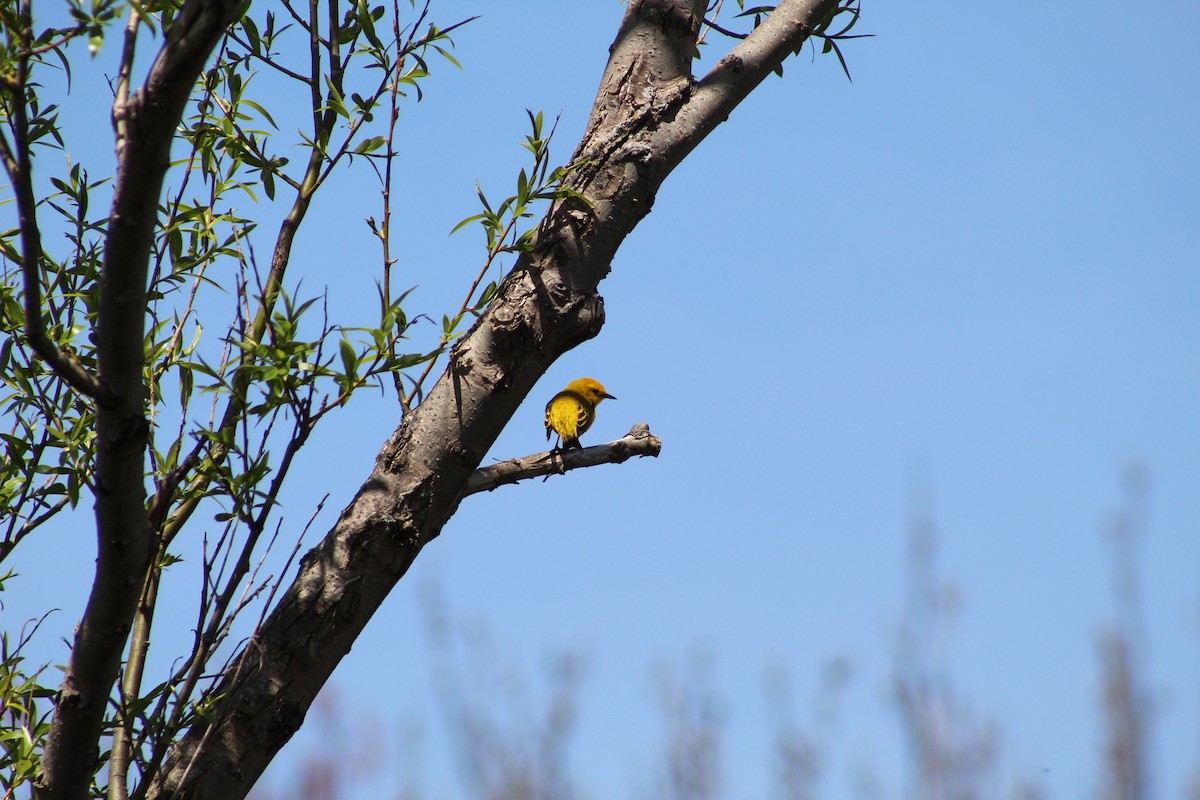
[544,377,616,450]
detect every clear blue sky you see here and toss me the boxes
[3,2,1197,798]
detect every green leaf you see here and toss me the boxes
[242,15,261,55]
[242,100,278,130]
[735,5,777,16]
[474,180,494,215]
[339,338,357,379]
[357,0,382,49]
[433,44,462,70]
[449,213,487,235]
[516,168,529,204]
[353,136,386,155]
[324,77,350,118]
[473,281,498,310]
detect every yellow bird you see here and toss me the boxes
[544,377,616,450]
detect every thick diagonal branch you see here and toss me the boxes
[147,2,837,798]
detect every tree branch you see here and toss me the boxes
[659,0,840,170]
[146,2,842,797]
[465,425,662,496]
[0,3,110,403]
[35,3,246,800]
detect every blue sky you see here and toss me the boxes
[3,2,1198,799]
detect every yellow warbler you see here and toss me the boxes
[544,377,616,450]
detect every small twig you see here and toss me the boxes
[151,497,315,800]
[378,0,432,414]
[408,209,520,400]
[696,0,727,46]
[0,427,56,557]
[278,0,315,35]
[1,494,70,562]
[464,424,662,496]
[212,95,302,192]
[112,0,141,142]
[701,15,746,42]
[225,29,313,85]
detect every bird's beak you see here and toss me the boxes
[604,393,617,400]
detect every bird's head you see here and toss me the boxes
[567,377,616,406]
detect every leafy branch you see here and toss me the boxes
[408,110,587,404]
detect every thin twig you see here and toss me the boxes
[701,12,747,42]
[409,211,520,399]
[225,29,313,85]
